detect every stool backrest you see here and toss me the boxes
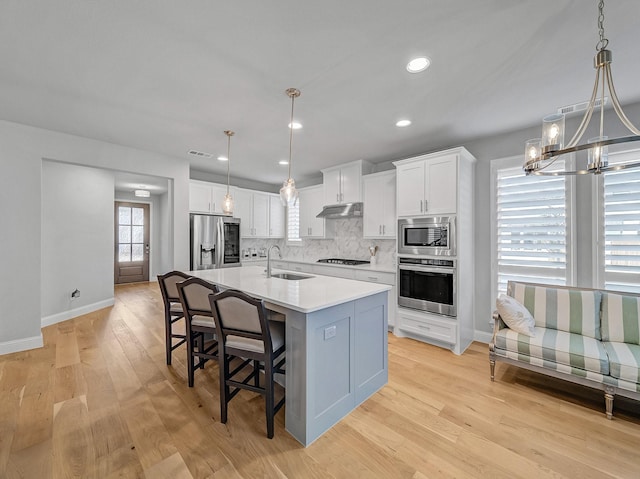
[158,270,191,304]
[210,289,270,344]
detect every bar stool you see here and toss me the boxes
[176,277,220,387]
[157,270,191,365]
[209,289,285,438]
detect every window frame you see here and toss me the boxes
[490,154,576,303]
[285,201,302,246]
[592,147,640,291]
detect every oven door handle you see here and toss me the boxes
[398,265,455,274]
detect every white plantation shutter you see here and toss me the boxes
[494,162,572,294]
[287,202,301,243]
[598,151,640,292]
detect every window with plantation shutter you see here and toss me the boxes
[287,202,301,243]
[596,150,640,292]
[492,158,573,295]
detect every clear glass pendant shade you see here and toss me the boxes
[279,178,298,206]
[222,192,234,215]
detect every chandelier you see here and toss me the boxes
[280,88,301,206]
[222,130,234,215]
[524,0,640,176]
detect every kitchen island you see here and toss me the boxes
[188,266,390,446]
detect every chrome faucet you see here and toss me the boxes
[266,244,282,278]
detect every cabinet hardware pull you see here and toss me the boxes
[424,199,427,211]
[419,200,423,212]
[368,276,378,281]
[382,225,385,234]
[379,225,382,234]
[336,193,339,202]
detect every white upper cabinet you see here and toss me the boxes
[299,185,326,238]
[395,153,457,217]
[269,195,285,238]
[234,188,283,239]
[322,160,372,205]
[189,180,230,215]
[363,170,396,238]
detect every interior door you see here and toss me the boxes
[115,202,150,284]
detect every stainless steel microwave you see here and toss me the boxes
[398,216,456,256]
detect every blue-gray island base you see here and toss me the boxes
[188,266,390,446]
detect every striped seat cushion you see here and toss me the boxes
[601,293,640,345]
[495,327,609,375]
[603,342,640,384]
[508,282,602,339]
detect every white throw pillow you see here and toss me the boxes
[496,294,536,337]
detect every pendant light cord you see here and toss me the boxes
[288,93,294,180]
[224,130,234,195]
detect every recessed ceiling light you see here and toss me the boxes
[396,120,412,127]
[406,57,430,73]
[134,189,150,198]
[288,122,302,130]
[217,156,228,161]
[279,160,289,165]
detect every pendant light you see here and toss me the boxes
[222,130,234,215]
[524,0,640,176]
[280,88,301,207]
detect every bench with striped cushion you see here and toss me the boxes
[491,281,640,419]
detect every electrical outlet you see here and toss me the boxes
[324,325,336,340]
[71,289,80,300]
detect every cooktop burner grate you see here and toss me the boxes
[317,258,370,266]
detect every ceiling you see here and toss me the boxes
[2,0,640,187]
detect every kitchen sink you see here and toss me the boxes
[270,272,314,280]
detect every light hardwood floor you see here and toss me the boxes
[1,282,640,478]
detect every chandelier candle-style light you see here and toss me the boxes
[280,88,301,207]
[524,0,640,176]
[222,130,234,215]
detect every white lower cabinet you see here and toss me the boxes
[396,308,457,345]
[313,264,355,279]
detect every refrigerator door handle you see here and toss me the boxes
[216,218,224,267]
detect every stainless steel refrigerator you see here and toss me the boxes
[190,214,241,270]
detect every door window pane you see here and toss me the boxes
[131,244,144,261]
[132,225,144,243]
[119,225,131,243]
[132,207,144,225]
[119,207,131,225]
[119,244,131,262]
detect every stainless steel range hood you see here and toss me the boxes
[316,202,363,219]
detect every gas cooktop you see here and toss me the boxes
[317,258,370,266]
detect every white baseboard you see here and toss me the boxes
[41,297,115,328]
[0,334,43,356]
[473,330,493,344]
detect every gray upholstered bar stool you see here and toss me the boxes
[208,289,286,439]
[157,270,191,365]
[176,277,220,387]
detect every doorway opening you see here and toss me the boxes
[115,202,150,283]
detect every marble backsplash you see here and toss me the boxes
[241,218,396,267]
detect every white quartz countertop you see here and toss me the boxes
[188,266,391,314]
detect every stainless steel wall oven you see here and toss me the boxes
[398,216,456,256]
[398,257,456,316]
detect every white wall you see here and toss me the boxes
[0,120,190,355]
[42,162,115,324]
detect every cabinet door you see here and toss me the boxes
[234,189,253,237]
[323,169,342,205]
[211,184,230,214]
[363,175,384,238]
[339,163,362,203]
[300,186,325,237]
[252,193,270,237]
[268,195,285,238]
[425,154,457,214]
[189,182,212,213]
[396,162,425,216]
[380,172,396,237]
